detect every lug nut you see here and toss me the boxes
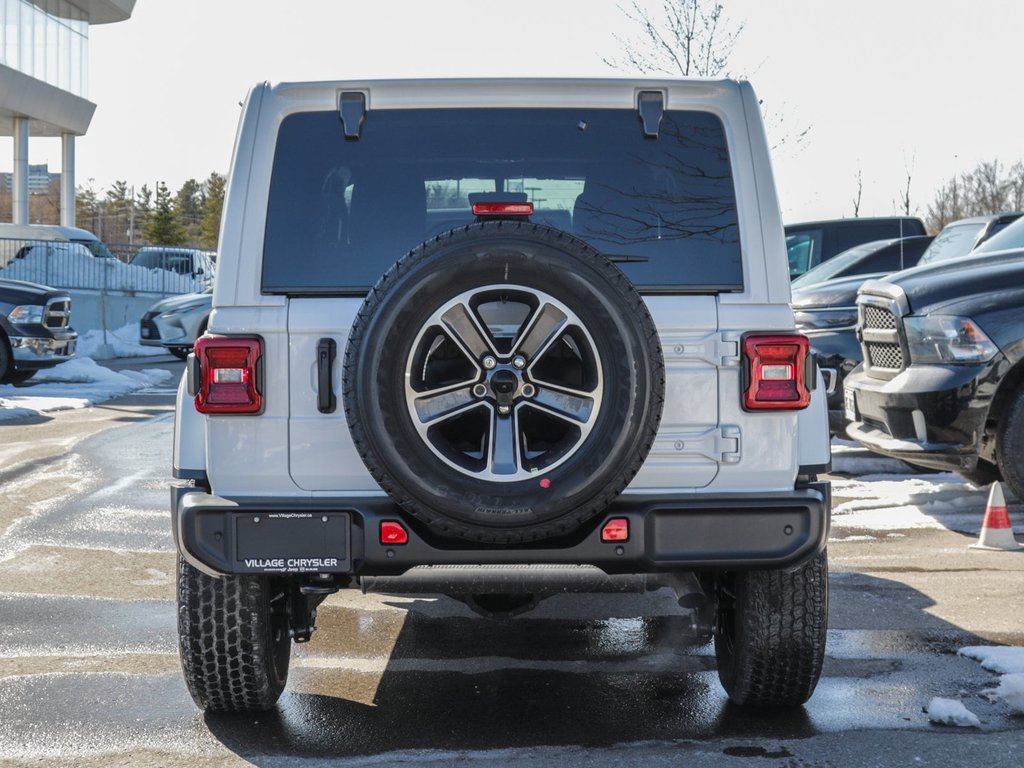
[472,383,488,397]
[521,383,536,398]
[512,355,527,369]
[482,356,497,370]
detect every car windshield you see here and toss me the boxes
[918,222,984,265]
[72,239,114,259]
[975,216,1024,253]
[790,239,890,288]
[262,108,743,293]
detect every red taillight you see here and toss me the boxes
[601,518,629,542]
[380,521,408,545]
[472,202,534,217]
[194,336,262,414]
[742,334,811,411]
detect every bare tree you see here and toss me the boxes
[603,0,743,77]
[852,169,863,217]
[897,154,915,216]
[603,1,809,150]
[925,158,1022,232]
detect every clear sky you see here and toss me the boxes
[7,0,1024,223]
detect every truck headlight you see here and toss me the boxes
[904,315,998,364]
[793,307,858,333]
[7,305,44,325]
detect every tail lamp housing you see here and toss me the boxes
[741,334,812,411]
[193,336,263,414]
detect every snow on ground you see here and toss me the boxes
[926,697,981,727]
[959,647,1024,675]
[76,322,166,358]
[959,647,1024,715]
[0,358,171,422]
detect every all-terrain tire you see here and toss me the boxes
[714,549,828,707]
[996,387,1024,503]
[0,333,13,384]
[343,221,664,544]
[176,555,291,712]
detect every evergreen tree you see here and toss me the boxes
[143,181,186,245]
[199,172,226,250]
[175,178,204,242]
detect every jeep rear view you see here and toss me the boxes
[172,78,832,713]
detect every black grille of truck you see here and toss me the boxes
[44,298,71,329]
[859,296,907,379]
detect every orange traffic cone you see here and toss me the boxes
[969,482,1023,551]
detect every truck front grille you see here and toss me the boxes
[44,298,71,329]
[867,342,904,370]
[863,305,897,330]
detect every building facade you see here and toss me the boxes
[1,0,135,226]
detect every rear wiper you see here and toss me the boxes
[605,254,650,263]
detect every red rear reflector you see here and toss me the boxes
[194,336,263,414]
[472,202,534,217]
[742,334,811,411]
[380,521,408,545]
[601,518,629,542]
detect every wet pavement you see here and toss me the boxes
[0,373,1023,766]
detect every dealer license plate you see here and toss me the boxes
[844,387,857,422]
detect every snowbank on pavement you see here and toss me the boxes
[959,646,1024,675]
[76,322,166,358]
[926,697,981,727]
[0,358,172,422]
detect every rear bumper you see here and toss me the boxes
[172,484,831,578]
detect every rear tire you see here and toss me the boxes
[996,388,1024,503]
[176,555,291,712]
[714,549,828,707]
[3,369,36,385]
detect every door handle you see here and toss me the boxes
[317,338,337,414]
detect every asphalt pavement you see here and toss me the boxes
[0,361,1022,767]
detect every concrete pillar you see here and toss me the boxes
[12,117,29,225]
[61,133,76,227]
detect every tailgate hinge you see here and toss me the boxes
[338,91,367,140]
[662,331,741,367]
[655,425,742,464]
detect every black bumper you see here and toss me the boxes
[843,360,996,473]
[172,484,831,578]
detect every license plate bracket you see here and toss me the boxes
[844,387,857,423]
[234,512,350,573]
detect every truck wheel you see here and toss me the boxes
[4,369,35,385]
[344,221,664,544]
[0,334,12,383]
[176,555,291,712]
[714,549,828,707]
[996,388,1024,503]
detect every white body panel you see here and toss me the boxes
[179,77,827,499]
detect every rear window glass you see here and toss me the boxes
[918,222,984,265]
[262,108,742,294]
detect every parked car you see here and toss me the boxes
[784,216,926,279]
[139,287,212,360]
[792,236,933,433]
[970,213,1024,255]
[129,247,215,283]
[915,212,1022,267]
[0,278,77,384]
[171,77,832,713]
[791,235,933,290]
[0,223,114,262]
[843,248,1024,498]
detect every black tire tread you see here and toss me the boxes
[176,555,289,712]
[715,549,828,707]
[343,221,664,544]
[996,388,1024,503]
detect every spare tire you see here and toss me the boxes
[343,221,664,543]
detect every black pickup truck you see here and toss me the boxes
[843,248,1024,499]
[0,278,77,384]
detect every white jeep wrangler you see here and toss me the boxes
[172,78,832,713]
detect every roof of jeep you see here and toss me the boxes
[261,77,748,111]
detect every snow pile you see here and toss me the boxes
[926,697,981,727]
[959,646,1024,674]
[992,674,1024,714]
[76,322,166,358]
[0,242,204,293]
[0,358,172,422]
[959,646,1024,715]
